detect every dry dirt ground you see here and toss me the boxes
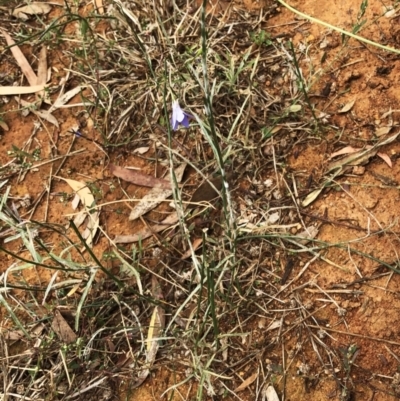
[2,0,400,400]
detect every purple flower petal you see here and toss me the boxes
[171,117,179,131]
[181,114,190,128]
[170,100,191,131]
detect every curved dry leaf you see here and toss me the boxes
[129,188,171,221]
[114,213,179,243]
[189,173,233,208]
[73,210,87,229]
[18,98,58,127]
[235,372,258,392]
[132,277,164,389]
[60,178,94,207]
[377,152,392,168]
[338,99,355,113]
[0,120,9,131]
[1,30,38,86]
[110,164,172,190]
[82,210,100,245]
[294,226,319,245]
[289,104,302,113]
[71,193,80,210]
[129,164,186,220]
[265,385,280,401]
[267,212,280,224]
[133,146,150,154]
[181,238,203,260]
[375,126,392,137]
[13,3,52,18]
[51,86,84,111]
[32,109,59,127]
[51,310,77,344]
[329,146,360,159]
[36,46,50,105]
[57,177,100,247]
[302,188,324,207]
[0,85,45,95]
[95,0,104,14]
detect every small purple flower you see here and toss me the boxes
[171,100,192,131]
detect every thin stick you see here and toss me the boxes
[308,324,400,346]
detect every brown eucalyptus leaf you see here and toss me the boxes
[1,30,38,86]
[51,310,77,344]
[13,3,51,18]
[338,99,355,113]
[50,86,84,111]
[181,238,203,259]
[375,126,392,137]
[377,152,392,167]
[36,46,50,105]
[189,173,233,208]
[0,85,45,95]
[265,385,280,401]
[110,164,172,190]
[129,163,186,220]
[329,146,360,159]
[114,213,179,243]
[235,372,258,392]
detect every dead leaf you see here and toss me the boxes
[73,210,87,228]
[329,146,360,159]
[110,164,172,190]
[0,85,45,95]
[328,132,399,174]
[265,385,280,401]
[114,212,179,243]
[293,226,319,245]
[189,173,233,208]
[57,177,100,247]
[12,3,52,19]
[2,330,25,341]
[129,188,169,221]
[95,0,104,14]
[375,126,392,137]
[129,164,186,220]
[1,30,38,86]
[304,132,400,207]
[147,276,165,352]
[235,372,258,392]
[82,210,100,244]
[134,277,164,388]
[181,238,203,259]
[383,6,396,18]
[267,212,280,224]
[270,125,283,134]
[377,152,392,167]
[50,86,84,111]
[51,310,77,344]
[36,46,50,106]
[1,322,44,340]
[33,109,58,127]
[71,193,80,210]
[18,98,59,127]
[0,120,9,131]
[133,146,150,154]
[289,104,302,113]
[60,178,93,207]
[66,283,81,297]
[338,99,355,113]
